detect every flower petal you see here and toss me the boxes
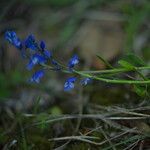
[40,40,45,50]
[25,34,37,50]
[80,78,92,86]
[5,31,22,49]
[68,54,79,70]
[30,70,44,83]
[44,50,51,58]
[64,77,76,91]
[27,54,47,70]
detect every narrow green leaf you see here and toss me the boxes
[96,55,113,69]
[33,96,41,114]
[133,85,147,97]
[122,53,145,67]
[118,60,135,70]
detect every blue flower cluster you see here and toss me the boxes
[5,31,92,91]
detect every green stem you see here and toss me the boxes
[74,70,150,84]
[42,63,150,84]
[78,66,150,74]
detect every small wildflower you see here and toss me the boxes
[40,40,45,50]
[40,40,51,58]
[44,50,51,58]
[80,78,92,86]
[68,54,79,70]
[64,77,76,91]
[25,34,37,50]
[30,70,44,83]
[4,31,85,91]
[5,31,22,49]
[27,54,46,70]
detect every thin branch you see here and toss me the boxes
[30,114,149,127]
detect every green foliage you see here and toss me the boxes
[133,84,148,97]
[118,60,135,70]
[33,96,41,114]
[0,70,25,99]
[0,73,11,98]
[121,54,145,67]
[36,113,48,131]
[124,2,150,51]
[50,106,62,115]
[24,0,78,7]
[142,47,150,61]
[97,55,113,69]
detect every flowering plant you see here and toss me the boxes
[5,31,150,93]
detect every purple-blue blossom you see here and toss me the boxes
[40,40,45,50]
[5,31,22,49]
[30,70,44,83]
[4,30,91,91]
[43,50,51,58]
[64,77,76,91]
[25,34,37,50]
[68,54,79,70]
[40,41,51,58]
[81,78,92,86]
[27,54,47,70]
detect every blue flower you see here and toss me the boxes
[40,41,52,58]
[44,50,52,58]
[68,54,79,70]
[30,70,44,83]
[40,40,45,50]
[5,31,89,91]
[27,54,47,70]
[25,34,37,50]
[64,77,76,91]
[80,78,92,86]
[5,31,22,49]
